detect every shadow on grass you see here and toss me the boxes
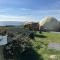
[20,48,44,60]
[4,46,44,60]
[35,34,47,38]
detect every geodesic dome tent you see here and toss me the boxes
[39,16,60,31]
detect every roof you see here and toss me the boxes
[0,35,7,45]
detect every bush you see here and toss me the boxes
[8,32,15,37]
[0,30,7,35]
[29,32,35,39]
[20,48,43,60]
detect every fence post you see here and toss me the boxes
[0,46,4,60]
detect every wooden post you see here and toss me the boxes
[0,46,4,60]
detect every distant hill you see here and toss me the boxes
[0,21,25,26]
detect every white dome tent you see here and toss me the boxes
[39,16,60,31]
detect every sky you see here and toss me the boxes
[0,0,60,22]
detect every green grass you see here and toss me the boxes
[35,32,60,43]
[0,26,16,30]
[31,32,60,60]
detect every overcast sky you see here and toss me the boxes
[0,0,60,21]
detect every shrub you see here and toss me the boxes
[8,32,15,37]
[29,32,35,39]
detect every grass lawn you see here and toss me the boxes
[35,32,60,43]
[31,32,60,60]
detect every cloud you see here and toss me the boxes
[29,10,60,21]
[20,8,32,11]
[0,15,36,22]
[0,8,60,22]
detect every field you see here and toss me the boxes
[32,32,60,60]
